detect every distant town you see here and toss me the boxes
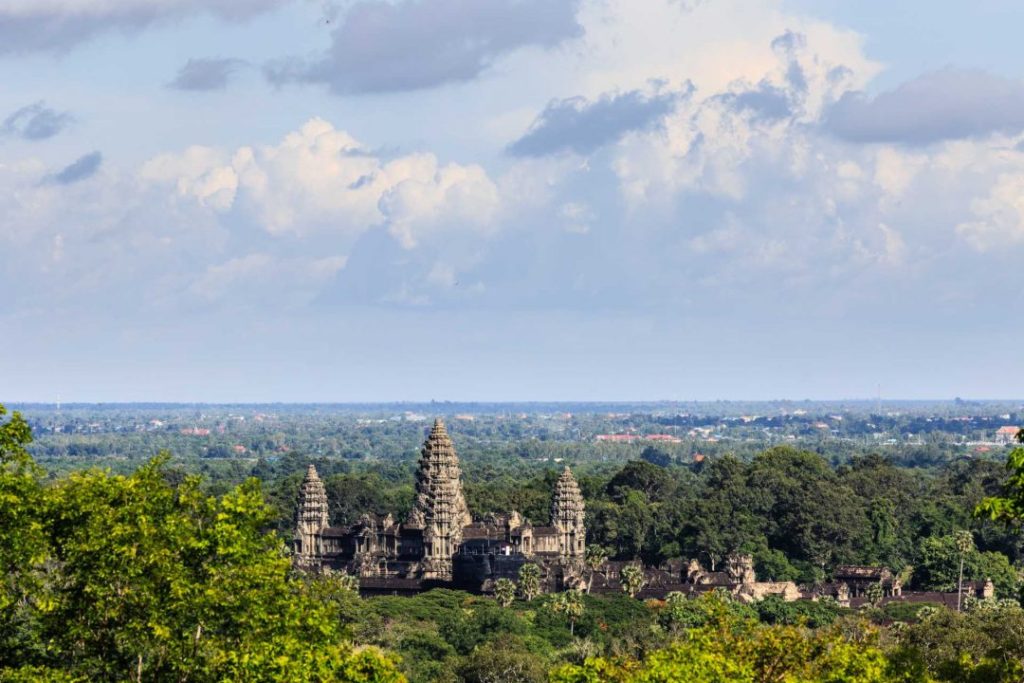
[12,400,1023,472]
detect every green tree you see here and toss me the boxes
[518,564,541,601]
[554,607,924,683]
[494,578,517,608]
[977,428,1024,525]
[865,581,885,608]
[893,601,1024,682]
[584,545,608,594]
[550,590,585,636]
[620,564,646,599]
[954,530,975,612]
[458,635,546,683]
[2,449,404,682]
[0,405,48,666]
[682,456,763,571]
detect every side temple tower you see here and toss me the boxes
[409,419,472,579]
[551,466,586,558]
[294,464,330,569]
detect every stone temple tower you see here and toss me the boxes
[295,464,330,570]
[411,419,472,579]
[551,467,586,558]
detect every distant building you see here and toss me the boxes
[996,426,1021,444]
[595,433,681,443]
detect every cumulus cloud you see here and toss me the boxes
[956,174,1024,251]
[0,0,284,53]
[168,58,246,91]
[0,114,508,319]
[47,151,102,184]
[2,102,72,140]
[265,0,582,94]
[825,68,1024,145]
[141,118,500,249]
[5,0,1024,329]
[508,88,683,157]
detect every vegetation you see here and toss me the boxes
[5,404,1024,681]
[0,405,401,682]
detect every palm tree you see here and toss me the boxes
[954,530,975,612]
[518,563,541,601]
[551,589,585,636]
[584,545,608,594]
[494,578,516,608]
[620,563,647,598]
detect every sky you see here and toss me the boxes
[1,0,1023,403]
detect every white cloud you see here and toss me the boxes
[0,118,503,313]
[380,161,499,248]
[141,118,501,248]
[4,0,1024,328]
[956,173,1024,251]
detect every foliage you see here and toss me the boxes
[584,544,608,593]
[518,563,541,601]
[621,564,647,598]
[9,404,1024,681]
[458,635,547,683]
[494,578,517,608]
[754,596,840,628]
[914,533,1017,596]
[891,602,1024,682]
[554,606,924,683]
[0,405,47,663]
[0,410,405,683]
[977,428,1024,525]
[550,589,586,635]
[658,591,758,635]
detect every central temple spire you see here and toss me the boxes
[412,418,472,579]
[551,466,585,557]
[295,464,329,569]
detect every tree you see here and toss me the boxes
[640,446,672,468]
[0,404,47,665]
[682,456,763,571]
[864,581,885,608]
[458,635,546,683]
[606,460,674,503]
[1,447,405,682]
[893,601,1024,682]
[620,564,646,599]
[554,604,926,683]
[584,545,608,594]
[915,533,1017,597]
[550,590,585,636]
[518,564,541,601]
[978,429,1024,525]
[954,529,975,612]
[494,578,516,608]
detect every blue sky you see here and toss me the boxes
[1,0,1022,402]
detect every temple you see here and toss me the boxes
[293,419,587,592]
[294,419,999,606]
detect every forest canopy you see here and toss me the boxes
[3,404,1024,682]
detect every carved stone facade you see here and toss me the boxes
[551,467,586,558]
[294,464,330,570]
[297,444,991,607]
[412,419,473,579]
[293,419,586,591]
